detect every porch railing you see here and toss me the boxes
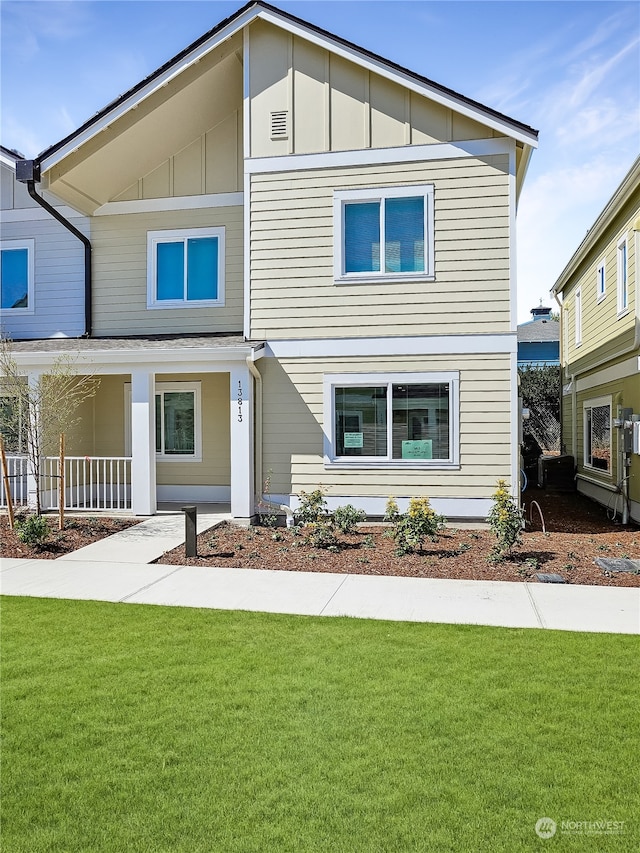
[0,454,28,508]
[41,456,132,512]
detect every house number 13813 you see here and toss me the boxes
[237,381,243,422]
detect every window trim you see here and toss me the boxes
[583,395,612,477]
[574,287,582,347]
[124,381,202,462]
[0,239,35,314]
[147,227,225,309]
[333,185,435,284]
[323,371,459,469]
[596,258,606,303]
[617,235,628,317]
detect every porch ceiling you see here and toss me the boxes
[43,35,243,214]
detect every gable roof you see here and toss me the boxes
[517,319,559,343]
[36,0,538,175]
[0,145,24,169]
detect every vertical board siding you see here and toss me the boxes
[249,155,510,338]
[91,207,243,336]
[259,353,513,498]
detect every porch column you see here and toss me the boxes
[230,363,254,521]
[25,371,40,511]
[130,368,156,516]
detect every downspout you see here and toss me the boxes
[553,290,565,454]
[15,160,92,337]
[246,353,294,527]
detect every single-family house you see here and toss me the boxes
[3,0,538,521]
[552,156,639,524]
[517,306,559,368]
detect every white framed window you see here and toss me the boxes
[0,394,26,453]
[333,185,435,283]
[596,259,606,302]
[147,227,225,309]
[617,235,628,316]
[583,396,611,474]
[323,372,459,468]
[574,288,582,347]
[125,381,202,461]
[0,239,34,313]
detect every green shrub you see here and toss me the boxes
[295,489,329,525]
[487,479,523,560]
[303,520,338,550]
[385,497,445,556]
[332,504,366,534]
[15,514,50,547]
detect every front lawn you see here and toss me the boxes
[1,597,638,852]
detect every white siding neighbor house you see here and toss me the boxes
[4,0,538,521]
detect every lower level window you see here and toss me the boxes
[325,372,458,466]
[584,398,611,473]
[125,381,201,460]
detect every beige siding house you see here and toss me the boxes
[6,1,537,520]
[553,157,639,524]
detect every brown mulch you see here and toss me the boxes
[1,513,138,560]
[155,489,640,587]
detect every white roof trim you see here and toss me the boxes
[0,151,17,170]
[39,4,536,175]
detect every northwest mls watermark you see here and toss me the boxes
[535,817,626,839]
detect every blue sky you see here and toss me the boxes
[2,0,639,322]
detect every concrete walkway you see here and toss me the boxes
[1,512,639,634]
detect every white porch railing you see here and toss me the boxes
[41,456,132,512]
[0,454,28,508]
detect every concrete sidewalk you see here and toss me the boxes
[2,554,638,634]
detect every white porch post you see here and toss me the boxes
[25,371,40,511]
[130,368,156,516]
[230,363,254,521]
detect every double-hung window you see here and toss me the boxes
[125,381,202,461]
[324,372,459,467]
[583,397,611,473]
[147,228,224,308]
[334,185,434,282]
[617,236,628,316]
[0,239,34,313]
[574,288,582,347]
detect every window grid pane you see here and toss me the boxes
[156,242,184,301]
[344,202,380,273]
[162,392,195,455]
[391,383,449,460]
[334,386,387,457]
[586,405,610,471]
[1,248,29,309]
[384,197,424,273]
[187,237,218,301]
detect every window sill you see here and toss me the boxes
[156,455,202,463]
[147,301,224,310]
[596,294,606,304]
[581,465,612,479]
[335,273,435,286]
[616,308,630,320]
[325,460,459,470]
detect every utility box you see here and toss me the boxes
[538,454,575,491]
[15,159,40,183]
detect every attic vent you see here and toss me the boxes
[270,110,288,140]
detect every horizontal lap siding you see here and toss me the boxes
[91,207,243,336]
[0,218,86,339]
[249,156,510,339]
[260,353,512,498]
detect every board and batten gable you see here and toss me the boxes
[248,153,511,339]
[90,205,243,337]
[0,158,86,339]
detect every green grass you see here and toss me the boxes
[1,597,638,852]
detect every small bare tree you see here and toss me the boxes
[0,337,100,516]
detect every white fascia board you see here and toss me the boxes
[508,142,517,331]
[0,206,86,222]
[38,7,261,175]
[10,346,260,373]
[246,137,511,175]
[266,334,517,359]
[257,9,538,148]
[94,192,243,216]
[0,152,17,170]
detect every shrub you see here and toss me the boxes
[15,514,50,547]
[303,520,338,550]
[488,480,523,560]
[385,496,445,556]
[295,489,329,525]
[332,504,366,534]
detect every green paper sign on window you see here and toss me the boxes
[344,432,364,449]
[401,440,432,459]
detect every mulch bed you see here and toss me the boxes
[155,489,640,587]
[1,514,138,560]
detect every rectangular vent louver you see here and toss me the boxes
[270,110,288,140]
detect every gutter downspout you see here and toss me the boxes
[246,353,294,527]
[553,290,565,455]
[16,160,92,337]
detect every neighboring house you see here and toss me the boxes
[552,156,640,525]
[4,0,538,521]
[0,145,88,339]
[517,306,559,368]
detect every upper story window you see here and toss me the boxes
[574,287,582,347]
[147,227,225,309]
[0,239,34,313]
[333,185,434,283]
[617,235,628,316]
[324,371,459,468]
[596,259,606,302]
